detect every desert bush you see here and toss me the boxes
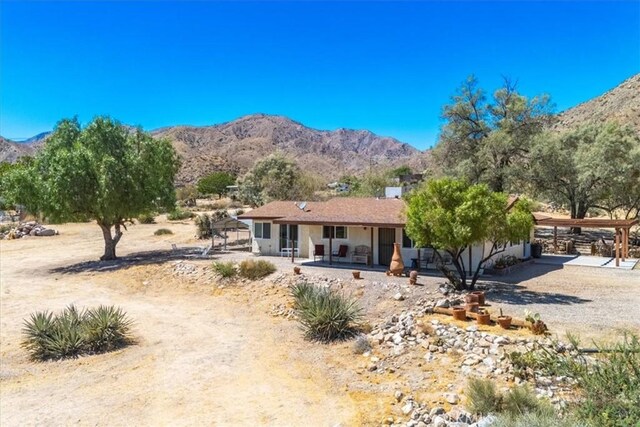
[154,228,173,236]
[502,385,552,418]
[167,208,194,221]
[22,305,133,361]
[235,208,245,215]
[466,377,502,415]
[291,282,363,342]
[83,305,133,353]
[352,334,372,354]
[195,213,212,239]
[238,259,276,280]
[490,412,581,427]
[507,332,640,426]
[212,261,237,278]
[137,212,156,224]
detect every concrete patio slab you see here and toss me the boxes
[535,254,638,270]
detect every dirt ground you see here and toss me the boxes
[1,218,639,426]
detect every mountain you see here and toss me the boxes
[152,114,427,184]
[0,137,38,163]
[553,73,640,133]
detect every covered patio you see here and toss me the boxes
[534,217,639,267]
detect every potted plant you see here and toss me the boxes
[465,301,479,313]
[476,308,491,325]
[525,310,548,335]
[452,306,467,321]
[293,266,301,275]
[352,270,361,280]
[497,308,512,329]
[464,294,479,304]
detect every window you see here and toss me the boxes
[254,222,271,239]
[402,228,414,248]
[322,226,347,239]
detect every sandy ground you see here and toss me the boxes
[0,220,358,426]
[1,218,639,426]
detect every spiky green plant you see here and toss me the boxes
[83,305,133,353]
[502,385,553,418]
[22,304,134,361]
[212,261,237,278]
[292,283,363,342]
[466,377,502,415]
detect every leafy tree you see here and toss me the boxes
[433,76,553,192]
[176,184,198,207]
[351,171,394,197]
[527,122,640,230]
[390,165,413,178]
[405,178,533,290]
[3,117,179,260]
[237,154,313,206]
[196,171,235,198]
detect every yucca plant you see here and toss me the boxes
[83,305,133,353]
[22,304,134,361]
[291,283,363,342]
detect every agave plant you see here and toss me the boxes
[22,311,56,361]
[83,305,133,353]
[292,283,363,342]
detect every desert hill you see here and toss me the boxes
[152,114,426,184]
[553,73,640,133]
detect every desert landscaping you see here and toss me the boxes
[1,215,638,426]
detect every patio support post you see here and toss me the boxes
[369,227,374,267]
[553,226,558,254]
[329,231,333,265]
[615,228,620,267]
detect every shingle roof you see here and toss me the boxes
[237,197,406,227]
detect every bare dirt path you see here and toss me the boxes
[0,221,357,426]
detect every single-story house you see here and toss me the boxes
[237,197,530,273]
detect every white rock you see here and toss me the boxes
[394,292,405,301]
[445,392,460,404]
[401,402,413,415]
[433,415,447,427]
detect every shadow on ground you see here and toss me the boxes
[485,281,592,306]
[51,247,220,275]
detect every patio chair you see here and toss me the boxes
[419,248,435,270]
[351,245,371,265]
[332,245,348,263]
[313,244,325,262]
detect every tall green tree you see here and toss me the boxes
[405,178,533,290]
[434,76,553,192]
[3,117,179,260]
[527,122,640,229]
[196,171,235,198]
[237,154,314,206]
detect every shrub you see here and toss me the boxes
[502,385,551,418]
[238,259,276,280]
[154,228,173,236]
[490,412,581,427]
[195,213,212,239]
[22,305,133,361]
[137,212,156,224]
[83,306,133,353]
[167,208,194,221]
[291,282,363,342]
[466,377,502,415]
[352,334,372,354]
[212,261,237,278]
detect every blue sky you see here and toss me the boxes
[1,1,638,149]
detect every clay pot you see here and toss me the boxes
[464,294,479,304]
[452,306,467,321]
[389,243,404,275]
[408,270,418,286]
[466,302,480,313]
[498,316,512,329]
[471,291,485,306]
[293,266,301,275]
[352,270,361,280]
[476,311,491,325]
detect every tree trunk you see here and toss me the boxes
[99,222,123,261]
[570,201,589,234]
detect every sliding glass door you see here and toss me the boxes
[279,224,298,250]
